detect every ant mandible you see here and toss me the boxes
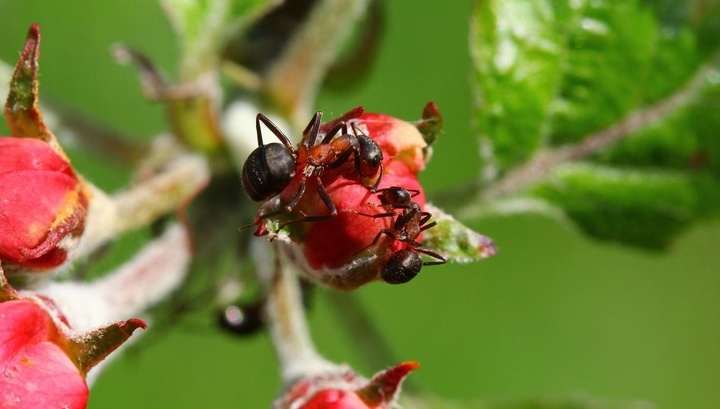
[241,109,384,224]
[349,186,447,284]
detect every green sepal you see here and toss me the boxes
[422,204,498,263]
[64,319,147,376]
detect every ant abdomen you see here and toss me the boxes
[380,249,422,284]
[242,143,297,201]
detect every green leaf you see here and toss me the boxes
[401,393,656,409]
[531,163,720,249]
[471,0,564,174]
[159,0,280,79]
[469,0,720,249]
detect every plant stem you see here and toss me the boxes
[263,0,371,127]
[74,151,209,260]
[264,243,337,383]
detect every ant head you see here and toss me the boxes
[357,134,383,168]
[380,249,421,284]
[377,186,411,206]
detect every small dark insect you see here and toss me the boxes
[241,109,384,225]
[218,300,265,336]
[350,186,447,284]
[218,281,313,337]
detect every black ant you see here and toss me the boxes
[217,279,314,337]
[241,109,384,226]
[218,300,265,336]
[348,186,447,284]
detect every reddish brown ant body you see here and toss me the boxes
[350,186,447,284]
[241,109,384,225]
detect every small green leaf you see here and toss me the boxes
[423,204,498,263]
[416,101,443,147]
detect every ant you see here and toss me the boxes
[348,186,447,284]
[218,300,265,336]
[241,109,384,225]
[218,279,314,337]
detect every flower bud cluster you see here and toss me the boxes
[246,106,443,290]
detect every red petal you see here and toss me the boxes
[0,300,88,408]
[0,138,73,176]
[0,343,88,409]
[303,174,425,270]
[0,171,78,260]
[301,389,372,409]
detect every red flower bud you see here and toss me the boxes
[0,299,89,408]
[274,362,419,409]
[259,109,434,290]
[0,137,88,270]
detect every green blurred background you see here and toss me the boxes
[0,1,718,408]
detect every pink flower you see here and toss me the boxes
[274,361,419,409]
[0,266,146,409]
[0,137,88,270]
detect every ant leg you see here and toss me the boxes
[413,246,447,265]
[353,228,396,256]
[393,206,421,230]
[369,229,395,246]
[275,179,379,231]
[256,113,296,153]
[315,176,338,216]
[283,177,307,213]
[320,121,348,145]
[266,175,340,231]
[274,211,334,232]
[238,205,287,231]
[369,163,383,192]
[302,111,323,148]
[341,208,398,219]
[418,212,435,228]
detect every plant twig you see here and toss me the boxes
[264,243,338,383]
[263,0,372,127]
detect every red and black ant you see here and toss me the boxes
[348,186,447,284]
[241,109,384,225]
